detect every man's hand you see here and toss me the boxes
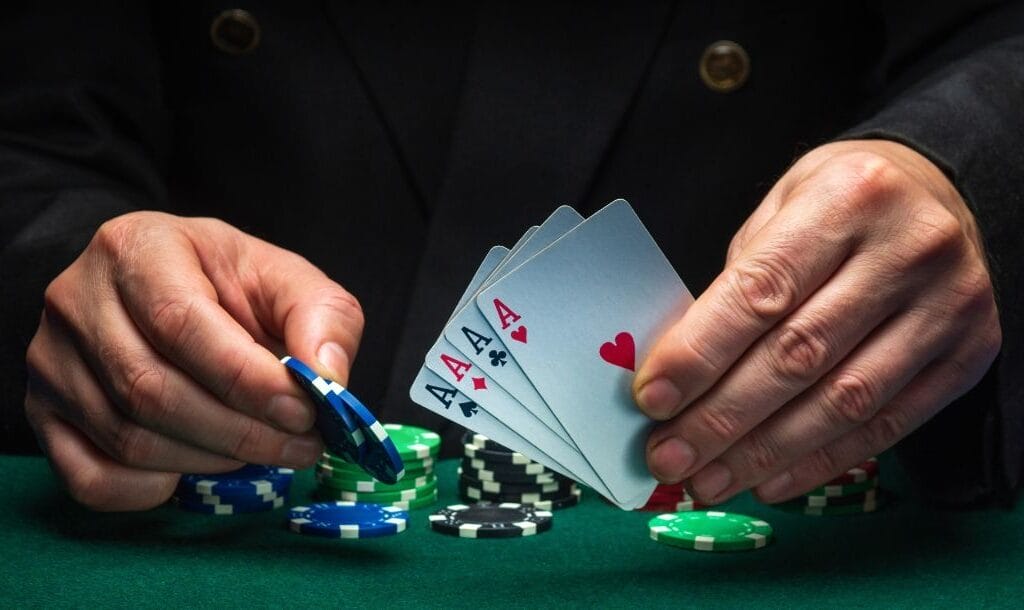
[24,212,364,511]
[633,140,1001,504]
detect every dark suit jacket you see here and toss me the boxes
[2,1,1022,505]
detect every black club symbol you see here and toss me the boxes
[488,349,508,367]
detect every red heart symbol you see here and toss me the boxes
[599,332,635,371]
[510,325,528,344]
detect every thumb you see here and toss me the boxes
[253,245,364,385]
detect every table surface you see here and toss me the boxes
[2,452,1022,608]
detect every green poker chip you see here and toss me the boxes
[382,423,442,460]
[805,475,879,498]
[648,511,773,552]
[318,454,434,481]
[316,469,436,492]
[316,478,438,503]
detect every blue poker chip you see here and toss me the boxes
[178,464,294,497]
[172,487,288,507]
[327,382,404,484]
[288,501,408,538]
[281,356,365,463]
[173,494,286,515]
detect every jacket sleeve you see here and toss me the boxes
[0,3,168,451]
[840,1,1024,505]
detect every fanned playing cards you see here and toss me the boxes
[409,200,694,509]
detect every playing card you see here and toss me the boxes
[408,367,573,478]
[443,206,584,441]
[475,199,694,507]
[423,238,613,497]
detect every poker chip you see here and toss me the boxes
[319,454,434,479]
[319,478,439,503]
[462,443,536,465]
[288,502,408,539]
[458,481,577,505]
[775,490,888,516]
[459,464,557,485]
[648,511,773,552]
[806,475,879,498]
[281,356,365,463]
[172,489,284,507]
[328,381,405,484]
[173,495,286,515]
[461,430,510,452]
[314,423,440,509]
[462,457,548,475]
[638,498,708,513]
[528,488,582,511]
[455,431,582,512]
[459,470,570,495]
[826,457,880,485]
[429,503,553,538]
[804,489,877,508]
[389,489,439,511]
[178,465,294,497]
[316,470,435,493]
[383,423,441,460]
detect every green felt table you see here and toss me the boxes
[2,452,1023,608]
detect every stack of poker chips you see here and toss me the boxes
[172,464,294,515]
[458,431,582,510]
[314,423,441,510]
[637,482,712,512]
[771,457,884,516]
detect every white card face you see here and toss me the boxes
[408,367,572,478]
[448,246,509,323]
[423,337,612,498]
[443,206,585,442]
[475,200,694,507]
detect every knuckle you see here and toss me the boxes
[808,445,843,481]
[743,432,782,474]
[835,151,901,210]
[117,357,170,423]
[111,423,156,465]
[863,409,905,448]
[696,406,744,445]
[728,255,801,322]
[905,209,966,266]
[821,371,880,426]
[766,318,834,382]
[228,418,270,461]
[320,287,365,333]
[148,291,204,349]
[93,214,144,261]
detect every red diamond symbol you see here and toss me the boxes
[472,377,487,390]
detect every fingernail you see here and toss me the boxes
[636,377,683,419]
[692,462,732,501]
[266,395,315,433]
[317,342,350,382]
[756,471,794,503]
[280,436,322,467]
[649,436,696,482]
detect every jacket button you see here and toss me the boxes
[210,9,261,55]
[699,40,750,93]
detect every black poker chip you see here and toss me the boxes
[458,464,560,485]
[459,470,575,495]
[428,502,553,538]
[460,430,511,453]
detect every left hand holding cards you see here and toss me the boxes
[24,212,359,510]
[634,139,1001,506]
